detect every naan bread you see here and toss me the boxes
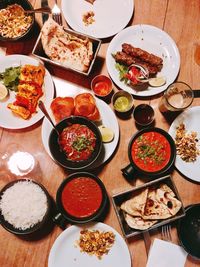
[120,183,182,230]
[121,188,148,217]
[143,184,182,220]
[125,214,157,230]
[41,18,93,72]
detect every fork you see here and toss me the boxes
[161,224,172,242]
[52,1,62,25]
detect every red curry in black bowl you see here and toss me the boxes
[121,127,176,179]
[55,172,109,224]
[49,116,102,170]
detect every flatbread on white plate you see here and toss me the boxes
[125,214,157,230]
[41,18,93,72]
[121,188,148,217]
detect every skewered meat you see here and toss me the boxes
[114,51,161,75]
[122,43,163,66]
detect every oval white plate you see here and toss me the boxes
[168,106,200,182]
[61,0,134,39]
[0,55,54,129]
[41,79,119,169]
[48,222,131,267]
[106,24,180,97]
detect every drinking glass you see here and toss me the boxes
[159,81,194,112]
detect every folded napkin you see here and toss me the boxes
[146,238,187,267]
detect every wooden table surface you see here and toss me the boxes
[0,0,200,266]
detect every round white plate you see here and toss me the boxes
[61,0,134,39]
[0,55,54,129]
[106,24,180,97]
[168,106,200,182]
[41,86,119,169]
[48,222,131,267]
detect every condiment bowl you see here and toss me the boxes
[0,178,51,235]
[112,91,134,114]
[133,104,155,127]
[91,75,113,98]
[0,0,35,42]
[55,172,109,225]
[49,116,102,170]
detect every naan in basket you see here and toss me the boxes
[41,18,93,73]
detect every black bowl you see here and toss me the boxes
[122,127,176,179]
[56,172,109,224]
[177,204,200,260]
[0,0,35,42]
[49,116,102,170]
[0,179,51,235]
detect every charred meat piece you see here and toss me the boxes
[122,43,163,66]
[114,51,161,75]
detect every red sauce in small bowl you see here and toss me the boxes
[131,131,171,172]
[91,75,112,97]
[61,177,103,218]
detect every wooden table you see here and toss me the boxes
[0,0,200,266]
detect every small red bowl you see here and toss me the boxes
[91,75,113,98]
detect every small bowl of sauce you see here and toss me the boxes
[91,75,113,99]
[112,91,134,114]
[133,104,155,127]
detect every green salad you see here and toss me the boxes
[0,66,21,92]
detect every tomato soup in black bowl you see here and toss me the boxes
[121,127,176,179]
[55,172,109,225]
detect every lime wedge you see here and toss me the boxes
[149,77,166,87]
[98,125,114,143]
[0,83,8,100]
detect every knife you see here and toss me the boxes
[41,0,49,24]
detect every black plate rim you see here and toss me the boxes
[177,203,200,260]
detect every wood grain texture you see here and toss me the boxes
[0,1,200,267]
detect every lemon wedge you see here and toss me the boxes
[149,77,166,87]
[98,125,114,143]
[0,83,8,100]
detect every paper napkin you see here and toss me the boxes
[146,238,187,267]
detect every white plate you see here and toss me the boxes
[48,222,131,267]
[106,24,180,97]
[168,106,200,182]
[41,80,119,169]
[61,0,134,39]
[0,55,54,129]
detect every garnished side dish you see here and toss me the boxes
[175,123,200,162]
[59,123,97,161]
[41,18,93,73]
[0,4,33,39]
[113,43,164,86]
[121,183,182,230]
[131,131,171,172]
[77,229,115,259]
[50,93,100,123]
